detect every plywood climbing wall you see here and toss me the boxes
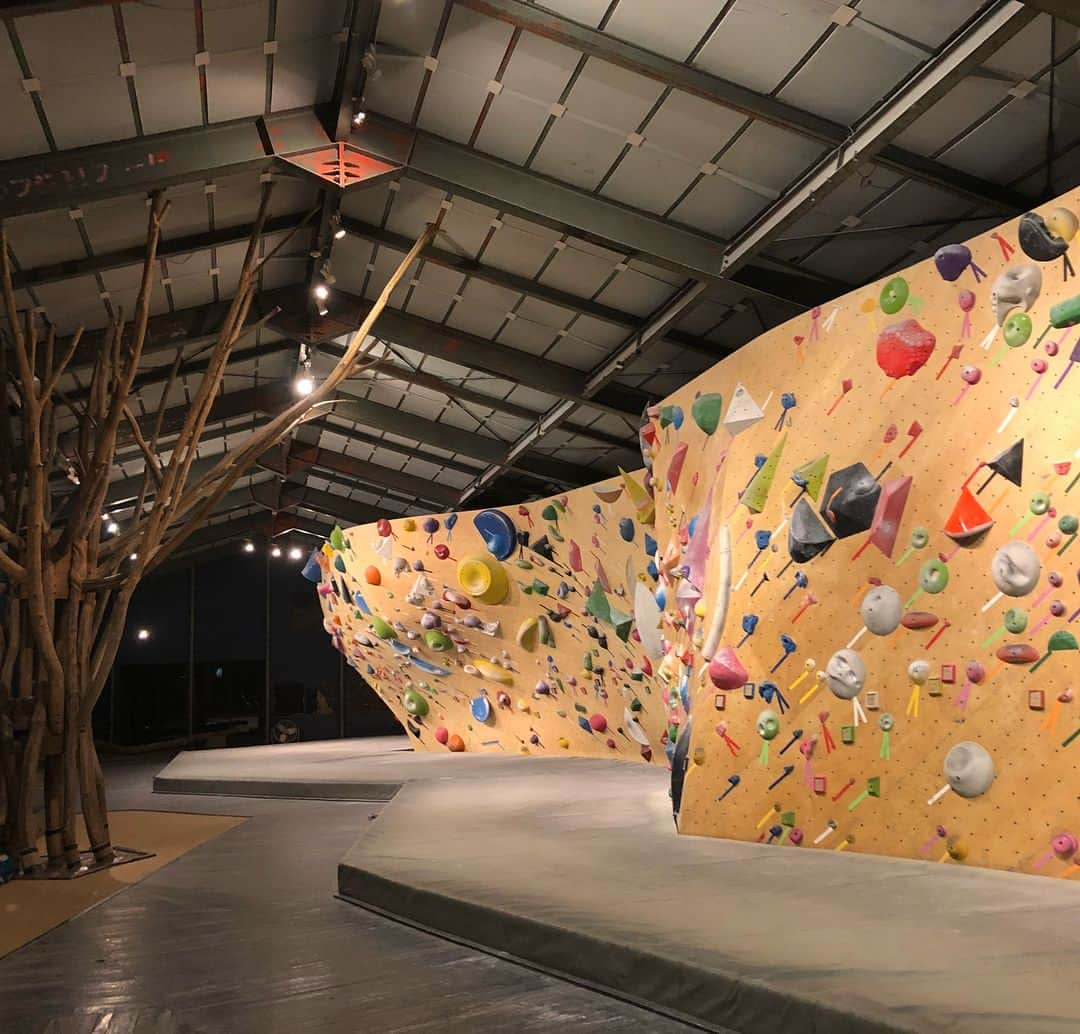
[314,192,1080,879]
[311,468,710,762]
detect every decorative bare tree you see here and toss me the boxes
[0,183,432,873]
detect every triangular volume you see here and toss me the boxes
[723,382,764,436]
[742,433,787,514]
[789,498,835,563]
[988,439,1024,487]
[944,486,994,547]
[791,453,829,501]
[866,475,912,558]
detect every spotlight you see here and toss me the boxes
[271,545,282,558]
[313,283,329,301]
[294,373,314,396]
[352,110,366,127]
[136,628,150,641]
[317,306,329,317]
[243,541,255,553]
[106,521,119,535]
[289,546,303,560]
[129,552,138,561]
[334,226,346,240]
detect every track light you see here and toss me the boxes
[271,545,282,558]
[243,541,255,553]
[334,226,346,240]
[288,546,303,560]
[294,371,314,396]
[313,283,329,301]
[353,110,366,127]
[106,520,119,535]
[136,628,150,641]
[317,306,329,317]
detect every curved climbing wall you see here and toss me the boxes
[310,465,719,761]
[315,192,1080,878]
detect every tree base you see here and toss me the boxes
[17,844,153,880]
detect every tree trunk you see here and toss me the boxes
[43,752,65,868]
[15,700,45,872]
[79,728,111,865]
[0,714,14,853]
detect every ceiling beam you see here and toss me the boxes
[1020,1,1080,28]
[2,109,839,310]
[459,0,1034,214]
[298,485,386,527]
[13,213,309,291]
[327,393,597,488]
[462,279,707,503]
[361,357,636,451]
[259,439,460,508]
[341,216,735,358]
[312,290,650,418]
[718,0,1037,280]
[0,116,272,220]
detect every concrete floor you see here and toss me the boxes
[0,752,709,1034]
[158,740,1080,1034]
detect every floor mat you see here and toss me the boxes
[0,810,246,958]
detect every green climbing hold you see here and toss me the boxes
[743,433,787,514]
[330,526,346,552]
[403,688,429,717]
[371,616,396,639]
[691,392,723,436]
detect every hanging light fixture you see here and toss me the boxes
[293,343,315,396]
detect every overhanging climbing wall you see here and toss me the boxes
[309,466,719,761]
[314,192,1079,878]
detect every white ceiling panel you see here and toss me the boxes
[605,0,720,62]
[693,0,832,96]
[514,294,574,329]
[123,0,196,64]
[669,173,768,239]
[207,50,267,123]
[857,0,986,50]
[276,0,347,42]
[477,219,557,277]
[136,63,203,136]
[495,315,560,357]
[541,331,609,370]
[778,28,919,126]
[527,111,626,191]
[364,55,425,123]
[403,282,453,323]
[939,93,1080,185]
[419,6,514,142]
[0,38,48,158]
[439,196,502,257]
[539,245,615,298]
[5,208,84,268]
[377,0,446,55]
[384,178,447,238]
[600,147,699,215]
[45,78,135,151]
[595,269,674,318]
[474,91,552,166]
[273,40,338,112]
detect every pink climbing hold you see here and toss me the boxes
[434,727,449,745]
[589,713,608,733]
[707,646,748,690]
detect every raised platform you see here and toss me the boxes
[157,741,1080,1034]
